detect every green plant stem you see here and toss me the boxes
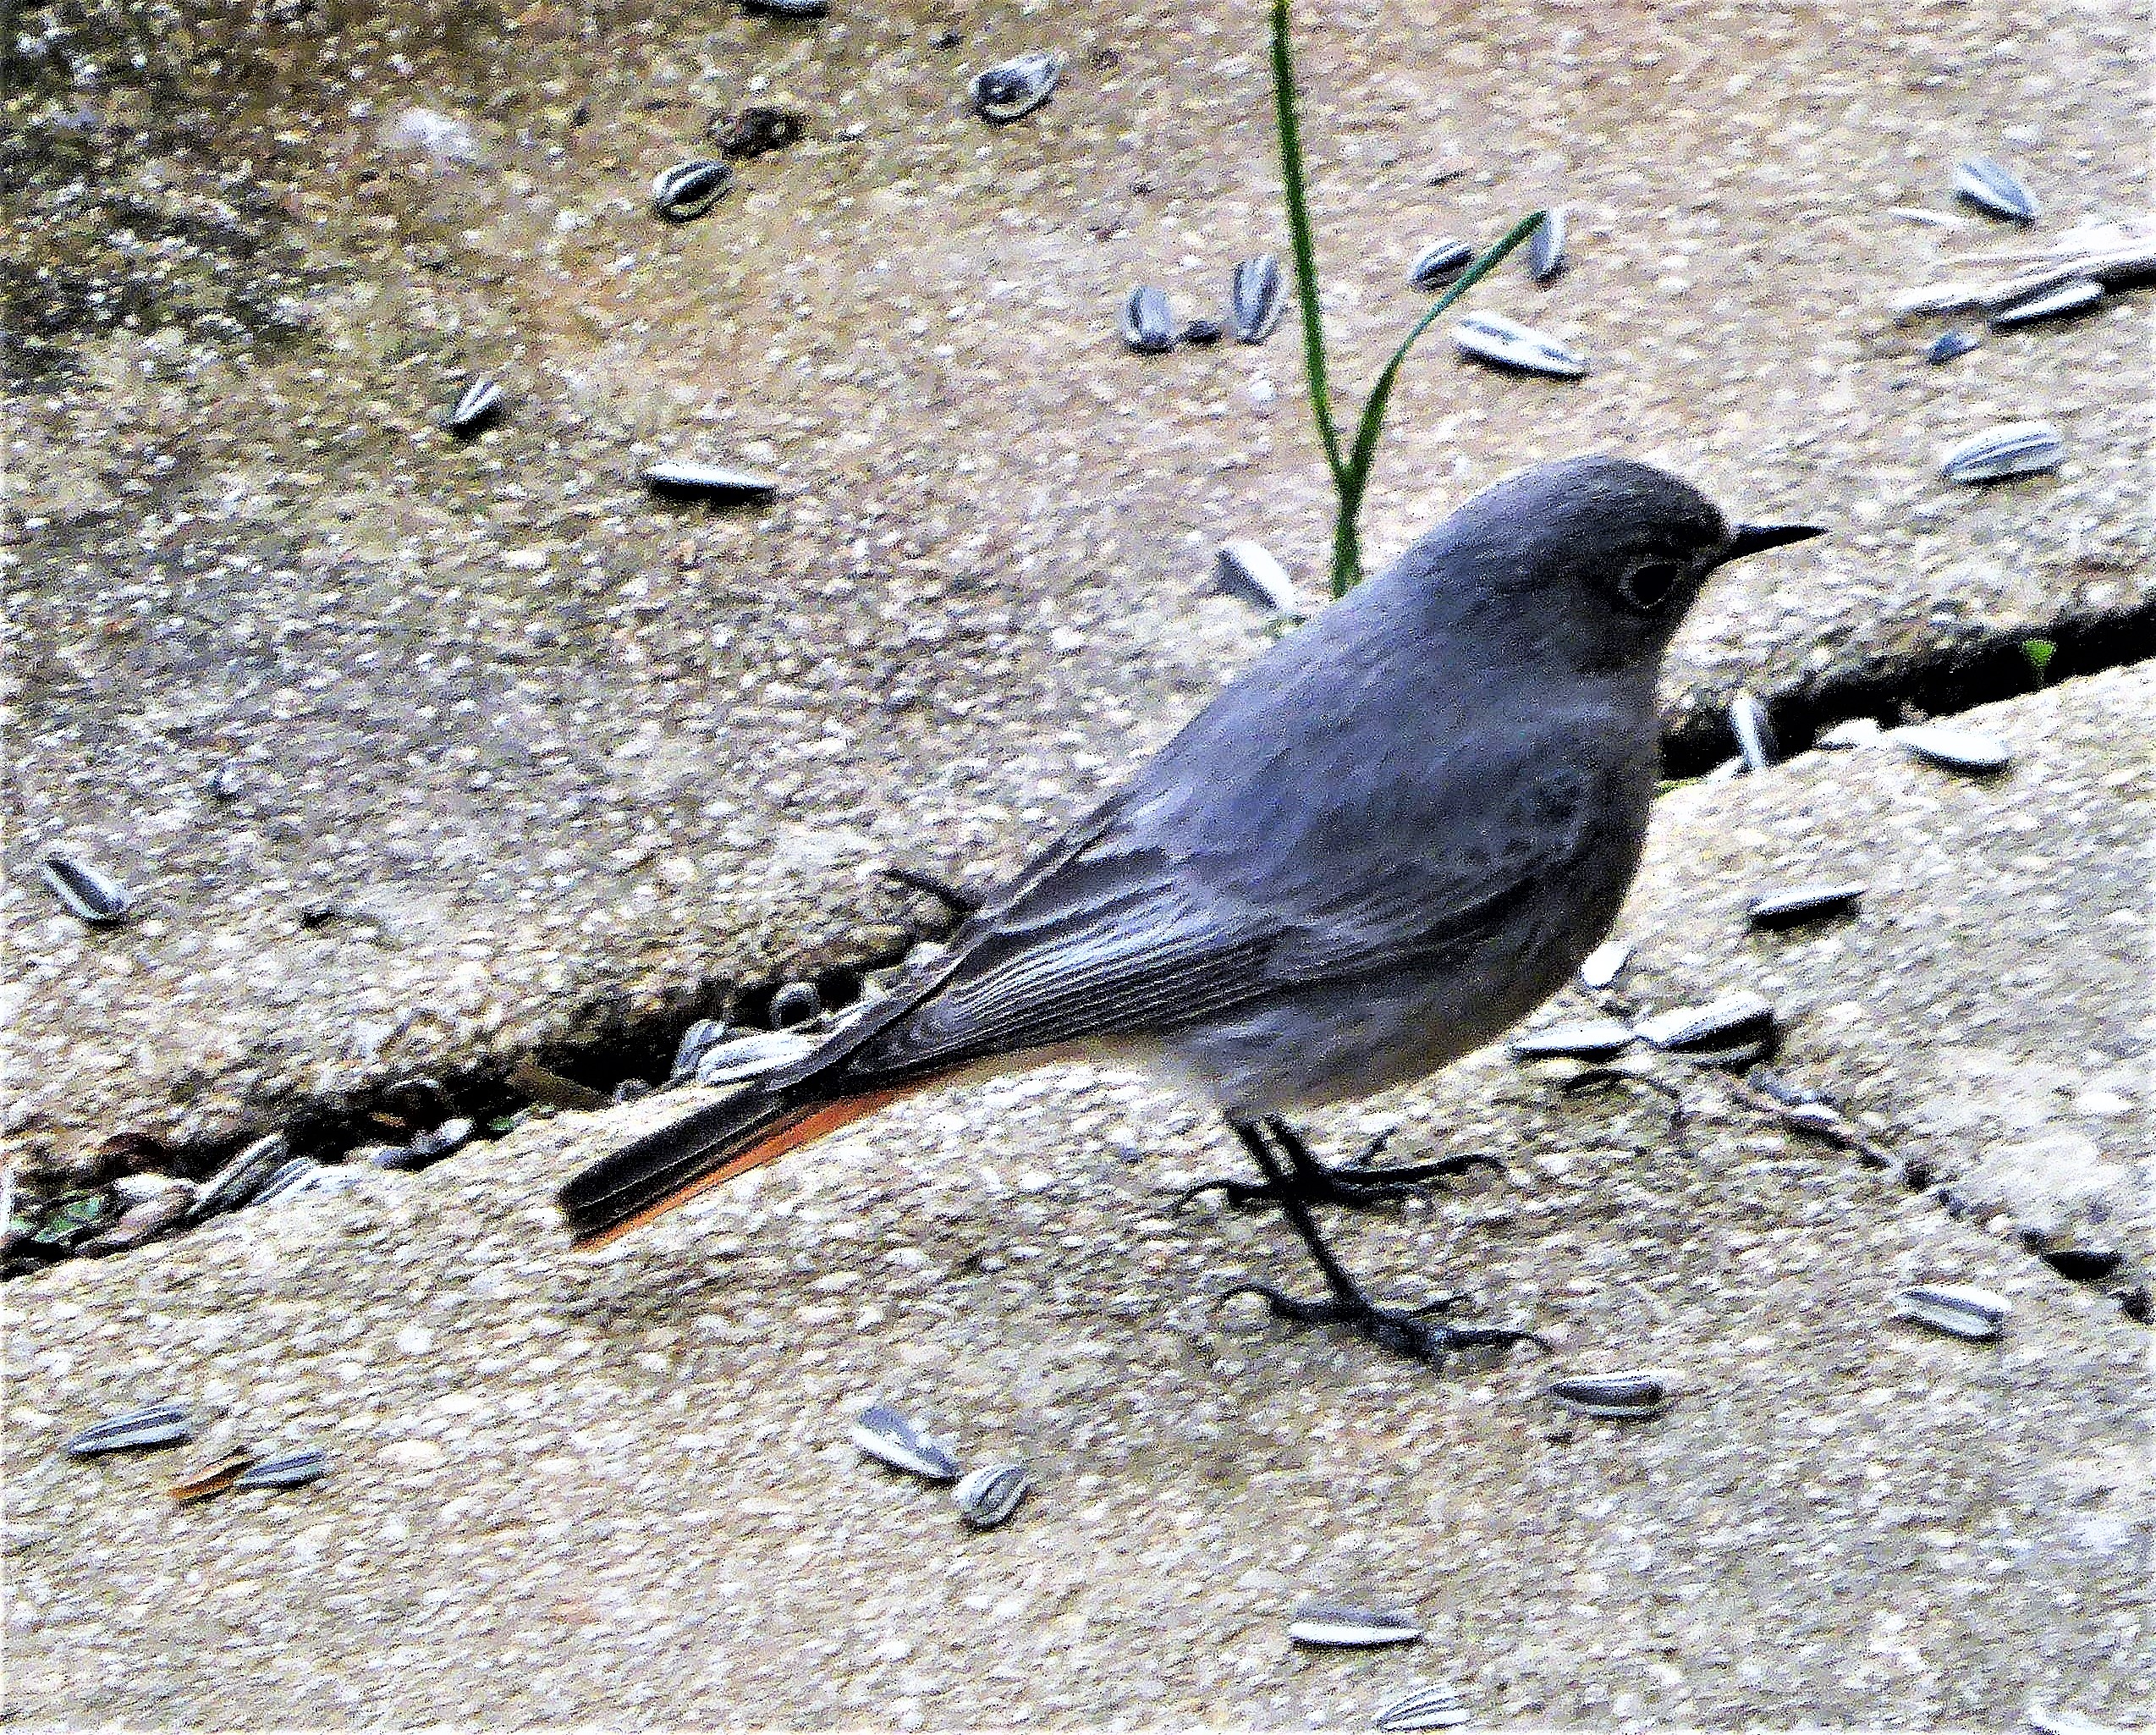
[1269,0,1343,490]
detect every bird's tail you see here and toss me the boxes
[558,1075,918,1252]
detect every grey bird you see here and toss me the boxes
[559,456,1821,1365]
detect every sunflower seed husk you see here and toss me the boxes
[1728,690,1777,773]
[710,104,806,159]
[1940,420,2062,483]
[850,1402,961,1481]
[1230,253,1284,342]
[744,0,830,19]
[954,1461,1031,1528]
[1510,1019,1636,1062]
[407,1116,474,1163]
[1746,882,1867,929]
[1289,1601,1423,1649]
[1181,317,1225,346]
[971,49,1064,124]
[65,1402,194,1457]
[1898,722,2013,775]
[167,1446,260,1504]
[1636,991,1776,1053]
[1989,276,2104,328]
[670,1018,732,1081]
[1408,239,1475,292]
[651,158,734,222]
[1576,938,1631,990]
[1952,157,2037,224]
[1895,1282,2010,1341]
[250,1158,326,1208]
[1372,1683,1471,1731]
[1894,283,1988,322]
[1213,540,1301,616]
[1545,1369,1675,1418]
[695,1030,817,1088]
[507,1057,610,1112]
[643,460,780,501]
[77,1184,195,1255]
[1926,328,1981,364]
[234,1447,331,1490]
[1527,206,1568,283]
[1120,285,1174,354]
[1453,311,1587,378]
[39,853,135,924]
[768,981,822,1028]
[190,1134,289,1220]
[446,376,503,435]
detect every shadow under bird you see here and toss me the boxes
[559,457,1821,1367]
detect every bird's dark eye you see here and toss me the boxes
[1617,559,1683,613]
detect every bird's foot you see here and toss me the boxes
[1219,1281,1548,1368]
[1173,1132,1502,1213]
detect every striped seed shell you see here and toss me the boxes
[1940,420,2063,483]
[971,50,1064,124]
[1895,1282,2009,1341]
[1576,938,1631,990]
[954,1461,1031,1528]
[1407,239,1474,292]
[643,460,780,501]
[1289,1601,1423,1649]
[1635,991,1776,1053]
[190,1134,289,1220]
[1989,277,2104,327]
[652,159,734,222]
[1120,285,1174,353]
[850,1402,961,1481]
[1527,206,1568,282]
[168,1446,260,1504]
[1510,1019,1636,1062]
[1952,157,2037,223]
[1747,882,1867,929]
[1926,329,1980,364]
[65,1402,194,1457]
[1898,723,2013,774]
[1545,1369,1675,1418]
[234,1447,331,1490]
[1727,690,1777,773]
[250,1158,326,1207]
[1372,1684,1471,1731]
[695,1030,817,1088]
[1230,253,1284,343]
[670,1017,731,1080]
[1453,311,1587,378]
[40,853,135,924]
[447,376,503,434]
[1213,540,1300,616]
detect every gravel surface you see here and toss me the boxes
[4,0,2150,1173]
[6,675,2148,1729]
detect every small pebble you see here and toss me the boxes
[1925,328,1980,365]
[1898,723,2012,774]
[1576,938,1631,990]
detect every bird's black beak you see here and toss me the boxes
[1718,522,1825,565]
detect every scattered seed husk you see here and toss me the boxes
[1894,282,1988,322]
[407,1116,474,1163]
[1230,253,1285,342]
[77,1184,195,1255]
[1939,421,2062,483]
[251,1158,326,1207]
[850,1402,961,1481]
[1453,311,1587,378]
[651,158,734,222]
[1636,991,1776,1053]
[1408,239,1475,292]
[1510,1019,1636,1062]
[190,1134,289,1220]
[1727,690,1777,774]
[234,1447,331,1490]
[643,460,779,501]
[954,1462,1031,1528]
[1289,1601,1423,1649]
[1120,285,1174,353]
[507,1057,609,1112]
[1814,716,1883,749]
[1213,540,1301,616]
[446,376,503,435]
[1990,277,2104,327]
[1576,938,1631,990]
[1181,317,1224,346]
[1545,1369,1675,1418]
[1952,157,2037,224]
[1895,1283,2009,1341]
[65,1402,194,1457]
[971,49,1064,124]
[670,1018,732,1081]
[2042,1247,2122,1282]
[167,1446,260,1504]
[1372,1684,1471,1731]
[695,1030,817,1088]
[1526,205,1568,282]
[1898,722,2013,774]
[1926,328,1980,364]
[710,105,806,158]
[39,853,135,924]
[1747,882,1867,929]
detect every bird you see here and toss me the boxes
[558,455,1821,1365]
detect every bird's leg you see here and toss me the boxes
[1173,1115,1502,1212]
[1215,1119,1546,1369]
